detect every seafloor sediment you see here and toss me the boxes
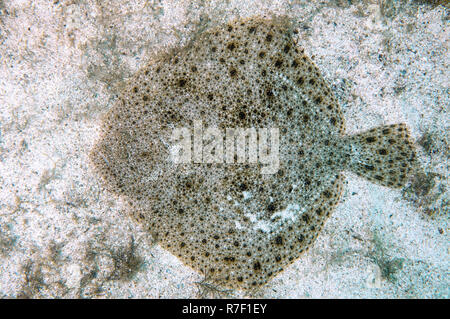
[0,0,448,298]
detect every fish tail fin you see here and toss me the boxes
[344,123,416,188]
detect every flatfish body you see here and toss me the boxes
[90,16,416,289]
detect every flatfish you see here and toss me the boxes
[90,16,416,290]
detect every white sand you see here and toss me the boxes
[0,0,448,298]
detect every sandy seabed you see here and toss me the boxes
[0,0,448,298]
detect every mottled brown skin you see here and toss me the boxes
[90,16,416,290]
